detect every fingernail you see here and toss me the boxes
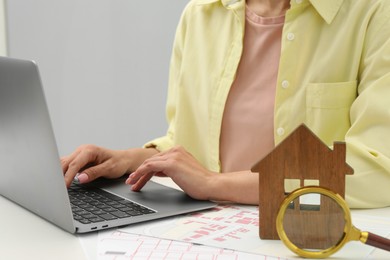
[125,175,132,185]
[77,173,89,183]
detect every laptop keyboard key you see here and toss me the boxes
[68,182,156,224]
[98,213,118,221]
[111,211,132,218]
[88,217,105,223]
[79,218,91,224]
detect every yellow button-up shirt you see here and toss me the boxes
[146,0,390,208]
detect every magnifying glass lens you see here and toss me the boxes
[282,193,346,251]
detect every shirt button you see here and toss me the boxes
[277,127,285,136]
[281,80,290,89]
[287,32,295,41]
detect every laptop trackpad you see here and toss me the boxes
[88,177,213,214]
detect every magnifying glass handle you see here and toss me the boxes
[362,232,390,251]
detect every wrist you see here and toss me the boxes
[205,172,227,202]
[207,171,259,204]
[123,147,159,173]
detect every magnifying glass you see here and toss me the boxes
[276,186,390,258]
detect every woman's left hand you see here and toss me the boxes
[126,146,215,200]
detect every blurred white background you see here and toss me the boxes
[5,0,188,155]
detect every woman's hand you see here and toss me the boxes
[61,144,158,188]
[126,146,216,200]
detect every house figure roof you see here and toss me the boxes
[251,124,354,239]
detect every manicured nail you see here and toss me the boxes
[77,173,89,183]
[125,175,133,185]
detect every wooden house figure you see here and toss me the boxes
[251,124,354,240]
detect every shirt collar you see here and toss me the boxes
[196,0,220,5]
[309,0,344,24]
[196,0,344,24]
[196,0,243,8]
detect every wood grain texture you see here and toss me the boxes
[251,124,354,239]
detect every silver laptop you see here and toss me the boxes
[0,56,216,233]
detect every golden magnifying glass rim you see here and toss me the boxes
[276,186,352,259]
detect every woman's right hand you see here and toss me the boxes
[61,144,159,188]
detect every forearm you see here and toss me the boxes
[208,171,259,205]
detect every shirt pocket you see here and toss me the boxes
[305,81,357,145]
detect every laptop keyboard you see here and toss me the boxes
[68,183,156,224]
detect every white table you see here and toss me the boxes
[1,194,86,260]
[2,178,390,260]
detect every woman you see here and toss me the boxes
[62,0,390,208]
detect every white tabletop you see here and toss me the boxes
[1,178,389,260]
[1,194,86,260]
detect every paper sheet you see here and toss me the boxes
[119,204,390,258]
[97,230,286,260]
